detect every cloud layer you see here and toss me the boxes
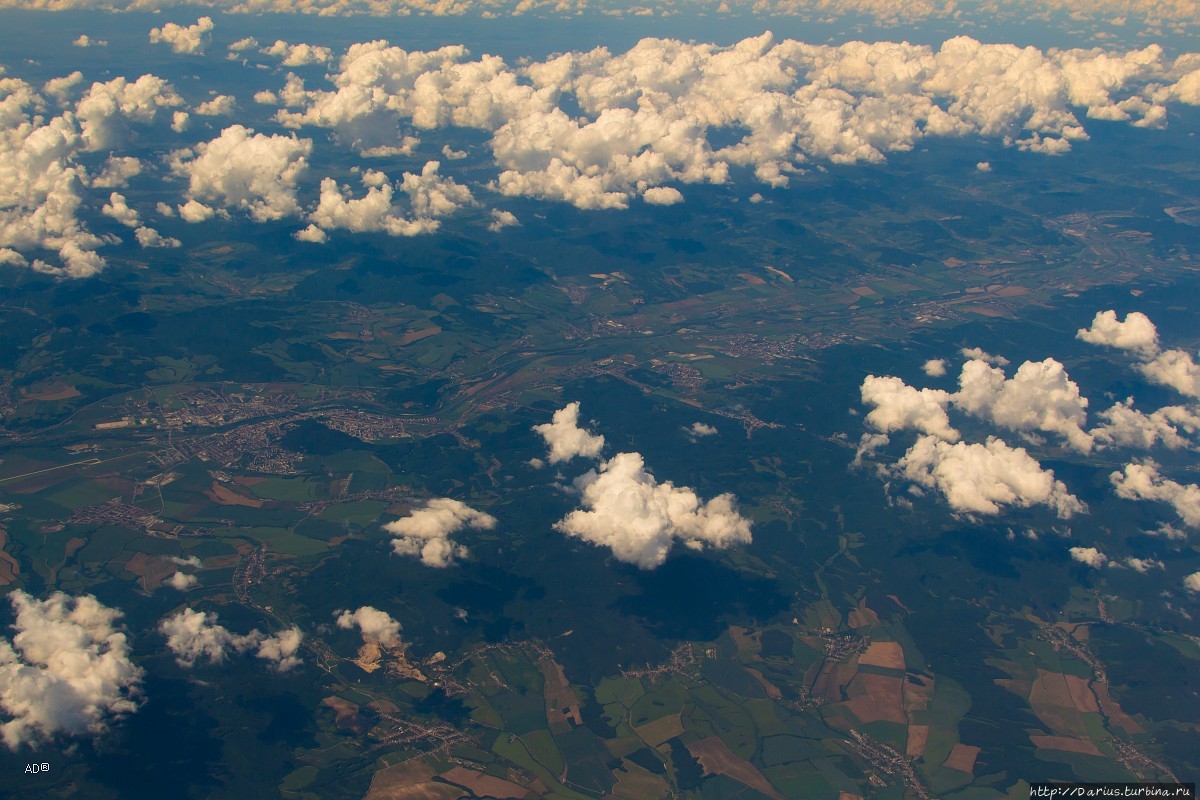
[267,34,1200,211]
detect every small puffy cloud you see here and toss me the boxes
[893,435,1085,519]
[169,555,202,568]
[72,35,106,48]
[1069,546,1107,567]
[0,591,143,750]
[1076,309,1160,357]
[922,358,947,377]
[976,161,992,172]
[383,498,496,567]
[488,209,519,231]
[135,227,181,249]
[172,111,190,133]
[170,126,312,222]
[441,144,468,160]
[149,17,214,56]
[860,375,958,441]
[262,40,333,67]
[294,224,327,243]
[334,606,402,648]
[166,572,198,591]
[102,192,140,228]
[254,90,280,105]
[1122,557,1164,573]
[555,451,752,570]
[533,402,606,463]
[228,36,259,54]
[1111,460,1200,527]
[91,156,142,189]
[959,347,1009,366]
[195,95,236,116]
[177,200,216,223]
[159,609,301,672]
[643,186,684,205]
[688,422,718,437]
[1184,572,1200,593]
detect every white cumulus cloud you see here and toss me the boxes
[195,94,236,116]
[91,156,142,189]
[262,40,333,67]
[383,498,495,567]
[1111,461,1200,527]
[1069,545,1107,567]
[1077,309,1161,357]
[149,17,214,56]
[555,451,752,570]
[954,357,1093,453]
[1092,399,1200,450]
[334,606,403,648]
[170,125,312,222]
[101,192,139,228]
[159,609,302,672]
[922,358,947,377]
[166,571,198,590]
[860,375,958,441]
[893,435,1085,519]
[306,161,471,239]
[135,226,181,249]
[533,402,606,464]
[0,591,143,750]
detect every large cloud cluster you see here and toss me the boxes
[860,309,1200,536]
[383,498,496,567]
[0,591,143,750]
[268,34,1200,210]
[169,125,312,223]
[6,33,1200,272]
[159,609,302,672]
[1,73,180,276]
[859,353,1089,517]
